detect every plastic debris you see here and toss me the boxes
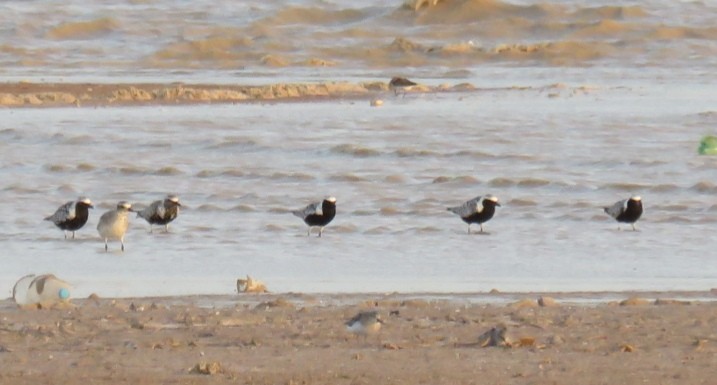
[12,274,72,309]
[236,275,268,293]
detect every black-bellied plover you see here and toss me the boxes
[97,201,134,251]
[389,77,417,96]
[44,197,94,239]
[136,194,181,233]
[604,196,643,231]
[345,311,383,337]
[292,196,337,237]
[447,195,501,234]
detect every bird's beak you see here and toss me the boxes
[176,202,182,207]
[89,205,94,209]
[496,202,502,207]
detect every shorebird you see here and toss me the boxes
[97,201,134,252]
[604,196,643,231]
[345,311,383,338]
[292,196,337,237]
[447,195,501,234]
[389,77,417,96]
[44,197,94,239]
[136,194,181,233]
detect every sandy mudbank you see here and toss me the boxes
[0,80,475,108]
[0,292,715,384]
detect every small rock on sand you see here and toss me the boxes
[619,297,650,306]
[190,362,223,375]
[511,299,538,309]
[477,325,511,348]
[538,296,559,307]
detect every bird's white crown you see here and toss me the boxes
[630,196,642,201]
[117,201,132,210]
[78,196,92,205]
[326,196,337,203]
[167,195,180,203]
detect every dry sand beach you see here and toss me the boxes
[1,292,716,384]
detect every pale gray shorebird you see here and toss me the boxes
[136,194,181,233]
[604,195,643,231]
[447,195,501,234]
[97,201,134,251]
[44,197,94,239]
[345,311,383,339]
[292,196,337,237]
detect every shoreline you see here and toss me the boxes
[5,289,717,310]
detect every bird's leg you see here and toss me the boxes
[104,239,108,252]
[632,224,637,231]
[72,231,76,239]
[64,231,68,240]
[479,224,484,233]
[165,224,169,233]
[467,224,471,234]
[121,237,125,252]
[318,227,323,237]
[307,227,311,236]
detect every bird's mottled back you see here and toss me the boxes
[447,196,482,218]
[293,202,321,219]
[137,195,181,229]
[604,199,627,219]
[45,201,76,224]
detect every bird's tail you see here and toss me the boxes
[291,210,303,218]
[446,207,458,214]
[43,215,52,221]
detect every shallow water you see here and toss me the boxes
[1,0,716,297]
[2,81,716,297]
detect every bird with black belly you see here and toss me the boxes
[604,196,643,231]
[447,195,501,234]
[292,196,336,237]
[136,194,182,233]
[45,197,94,239]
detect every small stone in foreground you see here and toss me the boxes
[477,325,511,348]
[510,299,538,309]
[190,362,223,375]
[654,298,692,306]
[538,296,559,307]
[619,297,650,306]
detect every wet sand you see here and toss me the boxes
[0,81,473,107]
[1,291,715,384]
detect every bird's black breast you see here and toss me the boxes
[616,200,642,223]
[461,205,496,225]
[57,204,91,231]
[304,201,336,227]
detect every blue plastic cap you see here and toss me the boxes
[58,288,70,299]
